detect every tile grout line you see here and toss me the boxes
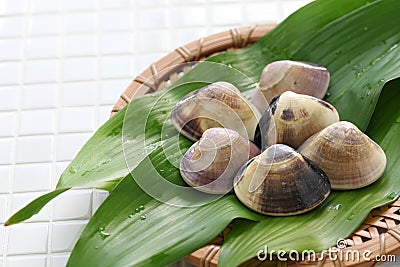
[45,0,64,265]
[91,0,102,217]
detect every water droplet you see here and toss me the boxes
[364,26,368,31]
[139,205,145,211]
[347,214,356,220]
[102,160,110,165]
[334,204,342,210]
[100,230,111,239]
[135,208,140,213]
[378,79,385,86]
[335,50,342,55]
[140,215,147,220]
[99,227,104,231]
[129,214,134,218]
[95,246,99,249]
[326,92,331,97]
[68,166,77,174]
[387,192,398,200]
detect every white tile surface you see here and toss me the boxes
[19,109,55,135]
[28,14,62,36]
[101,32,132,54]
[30,0,60,13]
[0,139,13,165]
[24,60,58,84]
[51,221,86,252]
[0,0,28,15]
[21,84,57,109]
[0,196,7,223]
[59,108,94,133]
[136,9,168,29]
[0,87,19,111]
[138,31,170,52]
[62,0,97,11]
[62,57,97,82]
[246,2,281,24]
[210,4,243,26]
[61,82,96,107]
[171,7,207,28]
[0,112,16,137]
[56,133,91,161]
[0,62,22,85]
[53,190,92,221]
[0,17,25,38]
[0,226,5,256]
[64,13,97,34]
[100,55,132,79]
[7,223,48,255]
[49,254,69,267]
[16,136,53,163]
[101,0,130,9]
[63,34,97,57]
[0,39,23,61]
[26,36,60,59]
[100,10,131,32]
[5,255,47,267]
[13,163,52,193]
[0,166,11,193]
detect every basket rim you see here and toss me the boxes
[110,24,400,267]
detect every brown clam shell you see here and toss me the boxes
[298,121,387,190]
[171,82,260,141]
[234,144,331,216]
[252,60,330,112]
[180,128,260,194]
[254,91,339,150]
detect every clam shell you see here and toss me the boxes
[254,91,339,149]
[171,82,260,141]
[252,60,330,112]
[234,144,331,216]
[298,121,387,190]
[180,128,260,194]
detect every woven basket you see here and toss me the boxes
[111,24,400,266]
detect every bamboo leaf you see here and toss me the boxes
[218,78,400,267]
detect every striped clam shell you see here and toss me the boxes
[180,128,260,194]
[298,121,387,190]
[234,144,331,216]
[171,82,260,141]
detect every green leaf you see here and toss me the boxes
[67,142,262,266]
[218,78,400,267]
[5,188,69,226]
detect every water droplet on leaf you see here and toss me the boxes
[139,205,145,211]
[347,214,355,220]
[100,230,111,239]
[140,215,147,220]
[68,166,77,174]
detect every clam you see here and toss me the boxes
[251,60,330,112]
[180,127,260,194]
[234,144,331,216]
[171,82,260,141]
[254,91,339,150]
[298,121,387,190]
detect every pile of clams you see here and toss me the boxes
[171,60,387,216]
